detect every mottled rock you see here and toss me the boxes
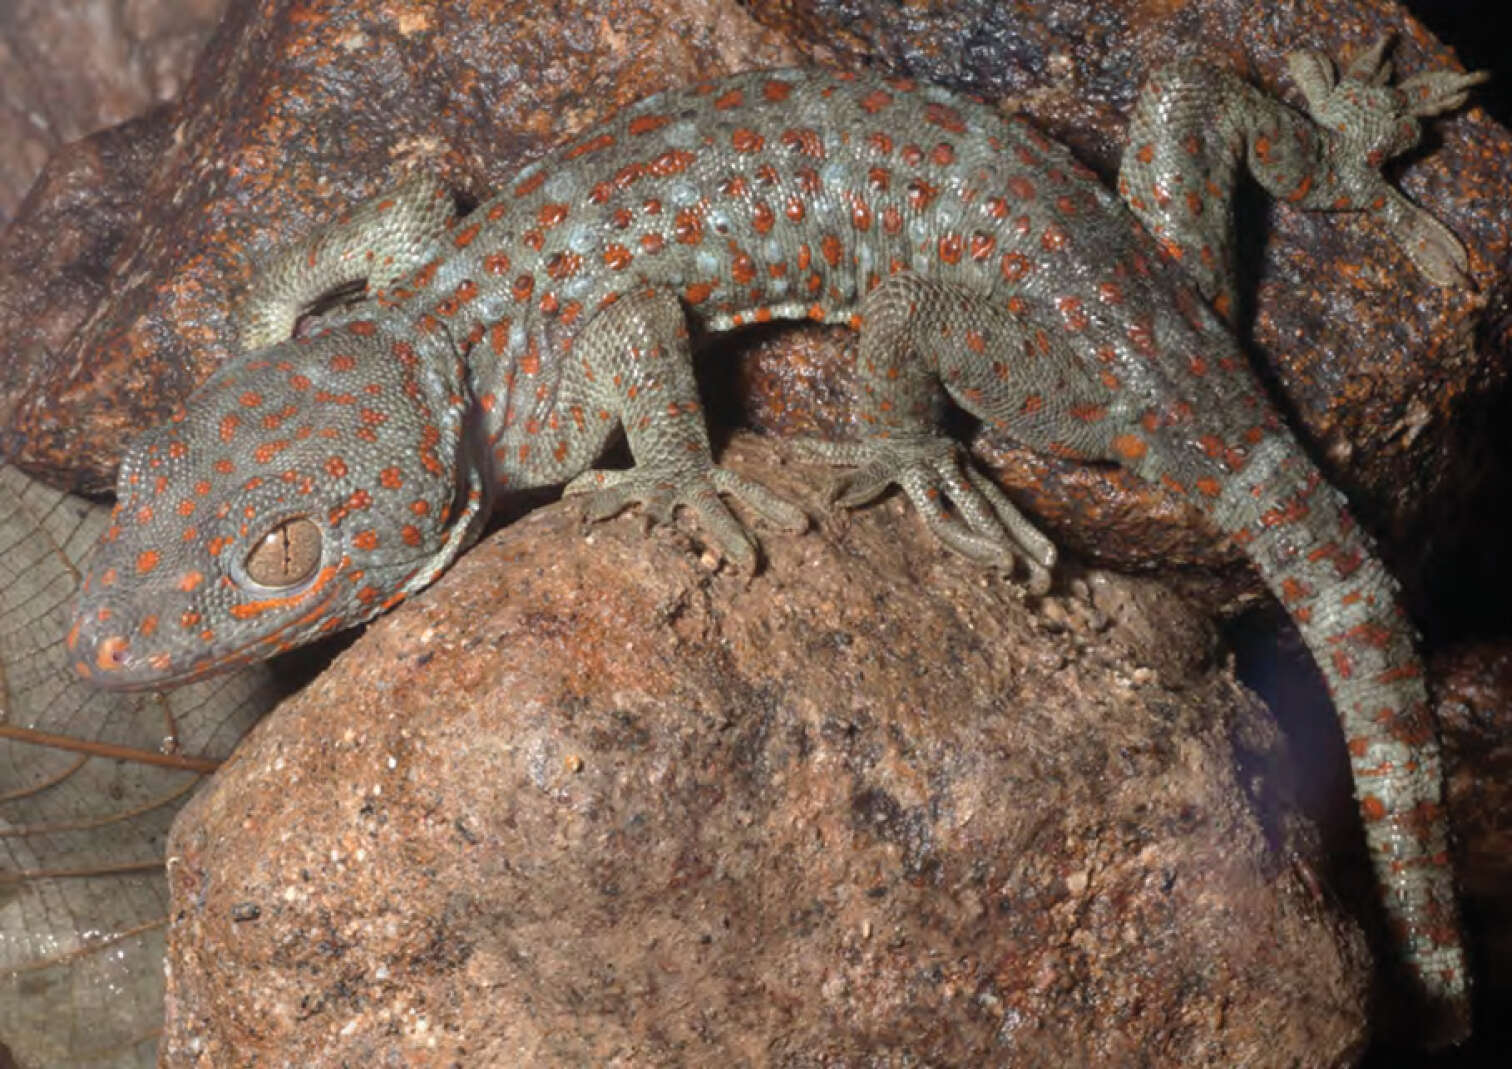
[162,438,1371,1065]
[0,0,224,223]
[1435,640,1512,1036]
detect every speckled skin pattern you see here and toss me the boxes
[71,44,1483,1041]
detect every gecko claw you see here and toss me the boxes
[793,434,1057,591]
[1401,67,1491,118]
[564,463,805,571]
[1284,39,1485,289]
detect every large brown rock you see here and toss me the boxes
[1436,639,1512,1033]
[161,438,1371,1065]
[0,0,224,224]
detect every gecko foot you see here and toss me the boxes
[563,464,807,571]
[1285,37,1487,287]
[794,434,1056,593]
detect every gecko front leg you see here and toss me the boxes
[557,286,808,571]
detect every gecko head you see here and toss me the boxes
[70,322,486,691]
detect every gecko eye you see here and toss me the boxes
[244,517,322,588]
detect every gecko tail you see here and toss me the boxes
[1203,436,1470,1046]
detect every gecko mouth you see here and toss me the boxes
[71,574,345,692]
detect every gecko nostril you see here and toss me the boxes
[95,635,130,672]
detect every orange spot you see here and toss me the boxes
[452,222,480,249]
[732,128,764,153]
[1000,253,1031,282]
[923,102,965,133]
[752,201,775,234]
[627,114,671,136]
[674,209,703,245]
[563,132,615,159]
[781,128,825,158]
[1280,577,1310,604]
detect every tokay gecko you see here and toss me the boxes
[70,40,1484,1043]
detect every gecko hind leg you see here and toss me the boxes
[795,273,1075,592]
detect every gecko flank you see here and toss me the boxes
[71,42,1482,1042]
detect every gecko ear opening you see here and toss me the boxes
[243,516,323,588]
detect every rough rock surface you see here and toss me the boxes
[0,0,224,224]
[162,438,1371,1065]
[1435,640,1512,1037]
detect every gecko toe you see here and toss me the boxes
[812,434,1059,590]
[566,463,801,570]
